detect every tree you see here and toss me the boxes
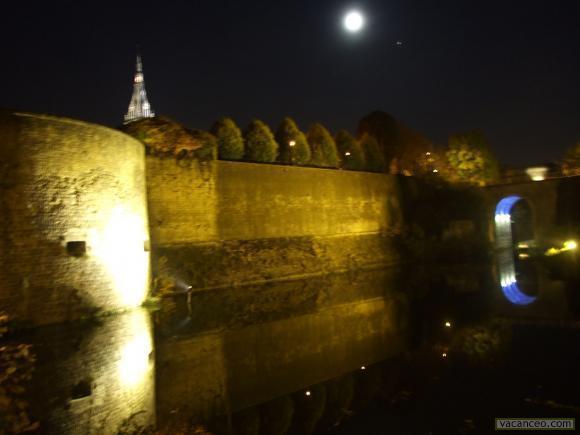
[359,133,386,172]
[122,116,204,158]
[358,111,433,175]
[562,141,580,176]
[244,119,278,162]
[211,117,244,160]
[335,130,365,171]
[275,117,311,165]
[186,129,217,161]
[307,123,339,168]
[441,131,500,186]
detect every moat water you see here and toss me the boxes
[5,254,580,434]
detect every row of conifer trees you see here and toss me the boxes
[211,117,386,172]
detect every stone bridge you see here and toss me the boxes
[483,176,580,247]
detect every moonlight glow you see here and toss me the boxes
[343,11,364,33]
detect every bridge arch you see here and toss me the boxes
[494,195,534,249]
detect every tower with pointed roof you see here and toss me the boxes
[124,53,155,124]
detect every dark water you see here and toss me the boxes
[5,254,580,434]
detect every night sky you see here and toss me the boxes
[2,0,579,166]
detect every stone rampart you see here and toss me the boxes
[0,110,150,326]
[0,110,405,323]
[146,158,404,288]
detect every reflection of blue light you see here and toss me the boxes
[501,276,537,306]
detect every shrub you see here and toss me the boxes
[211,117,244,160]
[0,313,38,433]
[359,133,386,172]
[122,116,203,158]
[275,117,311,165]
[307,123,339,168]
[335,130,365,171]
[185,129,217,161]
[244,120,278,162]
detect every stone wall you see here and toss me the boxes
[0,111,150,326]
[146,158,404,289]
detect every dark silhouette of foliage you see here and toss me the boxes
[260,396,294,435]
[244,120,278,162]
[122,116,204,158]
[359,133,386,172]
[211,117,244,160]
[0,313,38,434]
[335,130,365,171]
[358,111,433,175]
[562,141,580,176]
[186,129,217,161]
[307,123,339,168]
[275,117,311,165]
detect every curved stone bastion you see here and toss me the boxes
[0,110,150,326]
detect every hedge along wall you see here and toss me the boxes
[146,158,404,289]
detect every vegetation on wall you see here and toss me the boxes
[122,116,217,161]
[244,120,279,163]
[335,130,366,171]
[275,117,311,165]
[211,117,244,160]
[307,123,339,168]
[123,112,505,180]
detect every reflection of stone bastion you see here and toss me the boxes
[0,110,150,326]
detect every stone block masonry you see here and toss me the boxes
[0,110,150,327]
[0,109,405,325]
[147,158,404,289]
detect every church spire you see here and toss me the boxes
[124,51,155,124]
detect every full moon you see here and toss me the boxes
[343,11,364,33]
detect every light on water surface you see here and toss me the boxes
[118,312,153,387]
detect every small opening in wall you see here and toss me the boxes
[71,380,92,400]
[66,241,86,257]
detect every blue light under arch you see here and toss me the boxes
[495,195,522,220]
[494,195,537,306]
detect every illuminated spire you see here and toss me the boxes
[124,51,155,124]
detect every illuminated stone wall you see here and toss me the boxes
[147,158,403,288]
[0,111,150,326]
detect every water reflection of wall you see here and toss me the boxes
[27,310,155,434]
[155,270,408,425]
